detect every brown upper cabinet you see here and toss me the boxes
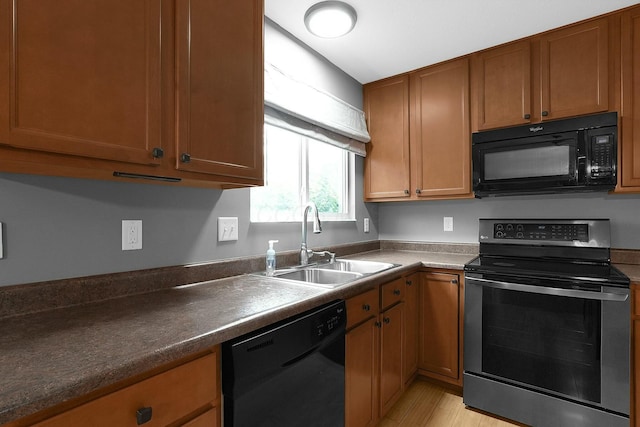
[0,0,163,166]
[472,17,611,131]
[363,58,472,201]
[0,0,263,188]
[619,5,640,191]
[363,75,411,200]
[410,58,471,199]
[175,0,263,181]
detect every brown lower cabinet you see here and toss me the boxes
[345,274,421,427]
[6,349,220,427]
[418,271,463,386]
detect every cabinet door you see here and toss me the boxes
[379,302,404,416]
[410,58,471,198]
[32,353,219,427]
[0,0,163,165]
[539,18,609,120]
[175,0,263,181]
[403,273,420,385]
[419,272,460,381]
[620,6,640,190]
[363,75,411,200]
[346,317,379,427]
[472,40,532,130]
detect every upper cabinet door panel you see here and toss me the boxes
[540,18,609,120]
[176,0,264,180]
[0,0,162,165]
[363,75,411,200]
[410,58,471,198]
[620,6,640,189]
[473,41,531,130]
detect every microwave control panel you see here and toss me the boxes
[589,134,614,179]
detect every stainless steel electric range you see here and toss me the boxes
[463,219,630,427]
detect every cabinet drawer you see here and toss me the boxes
[633,284,640,316]
[180,407,219,427]
[381,278,404,310]
[33,352,218,427]
[347,288,379,329]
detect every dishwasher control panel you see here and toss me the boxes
[313,304,346,340]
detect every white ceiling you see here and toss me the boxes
[265,0,640,84]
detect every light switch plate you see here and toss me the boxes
[0,222,4,259]
[444,217,454,232]
[364,218,370,233]
[218,217,239,241]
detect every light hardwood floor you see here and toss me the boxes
[379,379,525,427]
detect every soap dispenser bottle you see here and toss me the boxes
[266,240,279,276]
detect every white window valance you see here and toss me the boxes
[264,62,370,156]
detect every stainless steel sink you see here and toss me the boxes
[253,258,400,288]
[272,268,363,288]
[314,259,397,275]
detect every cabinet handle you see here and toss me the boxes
[415,189,422,195]
[151,147,164,159]
[393,289,401,296]
[136,407,153,425]
[404,189,410,195]
[375,321,382,328]
[451,279,459,285]
[406,280,412,286]
[524,114,531,120]
[541,111,549,117]
[362,304,371,312]
[383,317,390,324]
[180,153,191,163]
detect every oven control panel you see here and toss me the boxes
[493,223,589,242]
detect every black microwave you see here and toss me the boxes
[472,112,618,198]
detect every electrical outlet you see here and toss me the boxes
[122,220,142,250]
[364,218,370,233]
[218,217,239,242]
[444,217,454,232]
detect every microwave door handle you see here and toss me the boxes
[468,277,628,302]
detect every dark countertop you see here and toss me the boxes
[0,249,475,425]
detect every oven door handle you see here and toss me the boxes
[468,277,629,302]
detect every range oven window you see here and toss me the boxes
[482,287,601,404]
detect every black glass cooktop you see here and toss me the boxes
[465,255,630,286]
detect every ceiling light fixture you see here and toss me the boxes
[304,1,357,38]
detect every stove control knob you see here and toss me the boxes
[496,231,505,238]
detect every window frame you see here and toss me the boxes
[250,124,356,223]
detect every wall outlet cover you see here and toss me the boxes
[122,220,142,250]
[0,222,3,259]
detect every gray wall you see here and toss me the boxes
[378,192,640,249]
[0,20,375,287]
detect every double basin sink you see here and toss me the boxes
[253,259,400,288]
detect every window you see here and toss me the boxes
[250,124,354,222]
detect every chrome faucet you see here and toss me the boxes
[300,202,322,265]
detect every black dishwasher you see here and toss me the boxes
[222,300,346,427]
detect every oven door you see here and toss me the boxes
[472,131,580,197]
[464,274,629,417]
